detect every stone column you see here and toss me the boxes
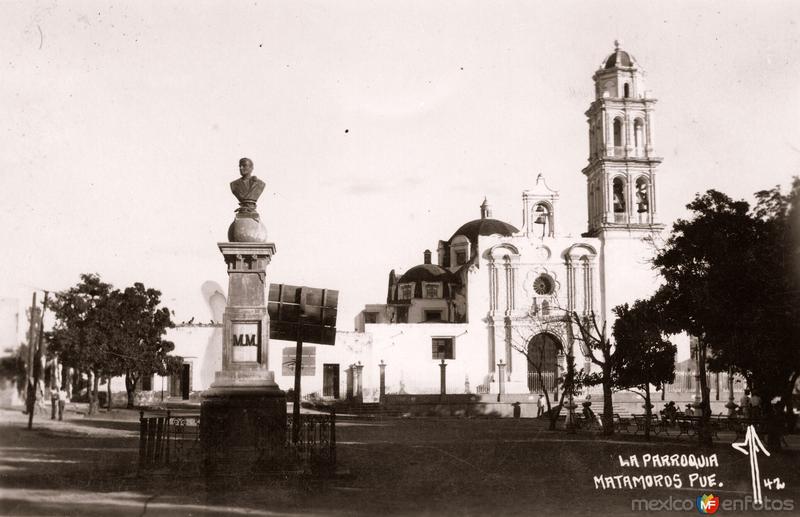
[725,368,737,416]
[439,359,447,396]
[355,362,364,404]
[201,227,286,471]
[379,360,386,404]
[346,365,354,401]
[497,359,506,399]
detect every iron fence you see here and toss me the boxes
[528,372,557,393]
[139,410,335,473]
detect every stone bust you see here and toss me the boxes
[230,157,266,218]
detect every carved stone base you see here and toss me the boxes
[200,391,287,474]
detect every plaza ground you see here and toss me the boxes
[1,407,799,516]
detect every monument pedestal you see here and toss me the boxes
[200,239,287,473]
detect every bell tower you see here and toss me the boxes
[582,41,664,237]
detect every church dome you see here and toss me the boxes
[398,263,456,284]
[603,42,637,69]
[449,218,519,246]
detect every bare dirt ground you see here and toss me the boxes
[1,407,798,516]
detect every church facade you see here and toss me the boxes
[352,43,665,396]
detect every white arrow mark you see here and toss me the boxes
[732,425,770,504]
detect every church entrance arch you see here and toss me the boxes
[527,333,560,394]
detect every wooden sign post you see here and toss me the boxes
[268,284,338,443]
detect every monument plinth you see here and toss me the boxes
[201,157,286,472]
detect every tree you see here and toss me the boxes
[611,299,677,440]
[653,182,800,448]
[569,310,616,436]
[48,274,114,415]
[107,283,179,408]
[512,314,587,431]
[48,275,181,413]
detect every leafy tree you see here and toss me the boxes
[48,275,181,412]
[653,181,800,448]
[569,310,616,436]
[611,299,677,440]
[106,283,179,408]
[47,274,114,415]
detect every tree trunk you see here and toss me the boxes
[602,364,614,436]
[88,371,99,415]
[644,387,652,441]
[784,372,799,433]
[697,341,713,446]
[106,376,112,411]
[125,373,136,409]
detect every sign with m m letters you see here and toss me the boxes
[231,322,260,363]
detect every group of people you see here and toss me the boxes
[738,389,762,419]
[49,386,68,421]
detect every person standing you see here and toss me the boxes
[750,392,762,420]
[50,386,59,420]
[537,393,545,417]
[740,389,752,419]
[57,385,67,421]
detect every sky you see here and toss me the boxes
[2,1,799,336]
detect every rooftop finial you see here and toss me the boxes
[614,39,620,50]
[480,197,492,219]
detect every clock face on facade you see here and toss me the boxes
[533,275,554,295]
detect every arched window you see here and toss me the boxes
[633,119,644,155]
[613,177,626,214]
[613,118,623,152]
[527,333,559,393]
[635,177,649,213]
[623,83,630,98]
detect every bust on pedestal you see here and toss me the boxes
[201,157,286,472]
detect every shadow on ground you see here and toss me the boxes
[1,408,799,516]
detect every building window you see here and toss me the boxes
[533,274,554,296]
[400,284,414,300]
[635,177,649,213]
[455,250,467,265]
[613,118,623,148]
[623,83,630,98]
[613,177,626,213]
[364,312,378,324]
[634,119,644,151]
[424,310,443,322]
[395,305,409,323]
[432,337,454,360]
[142,375,153,391]
[424,283,440,299]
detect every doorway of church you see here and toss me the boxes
[323,364,340,399]
[527,333,559,394]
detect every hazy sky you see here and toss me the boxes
[2,1,799,331]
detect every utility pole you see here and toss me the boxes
[25,293,37,426]
[27,291,48,430]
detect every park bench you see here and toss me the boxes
[631,414,665,435]
[675,416,696,437]
[613,413,632,433]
